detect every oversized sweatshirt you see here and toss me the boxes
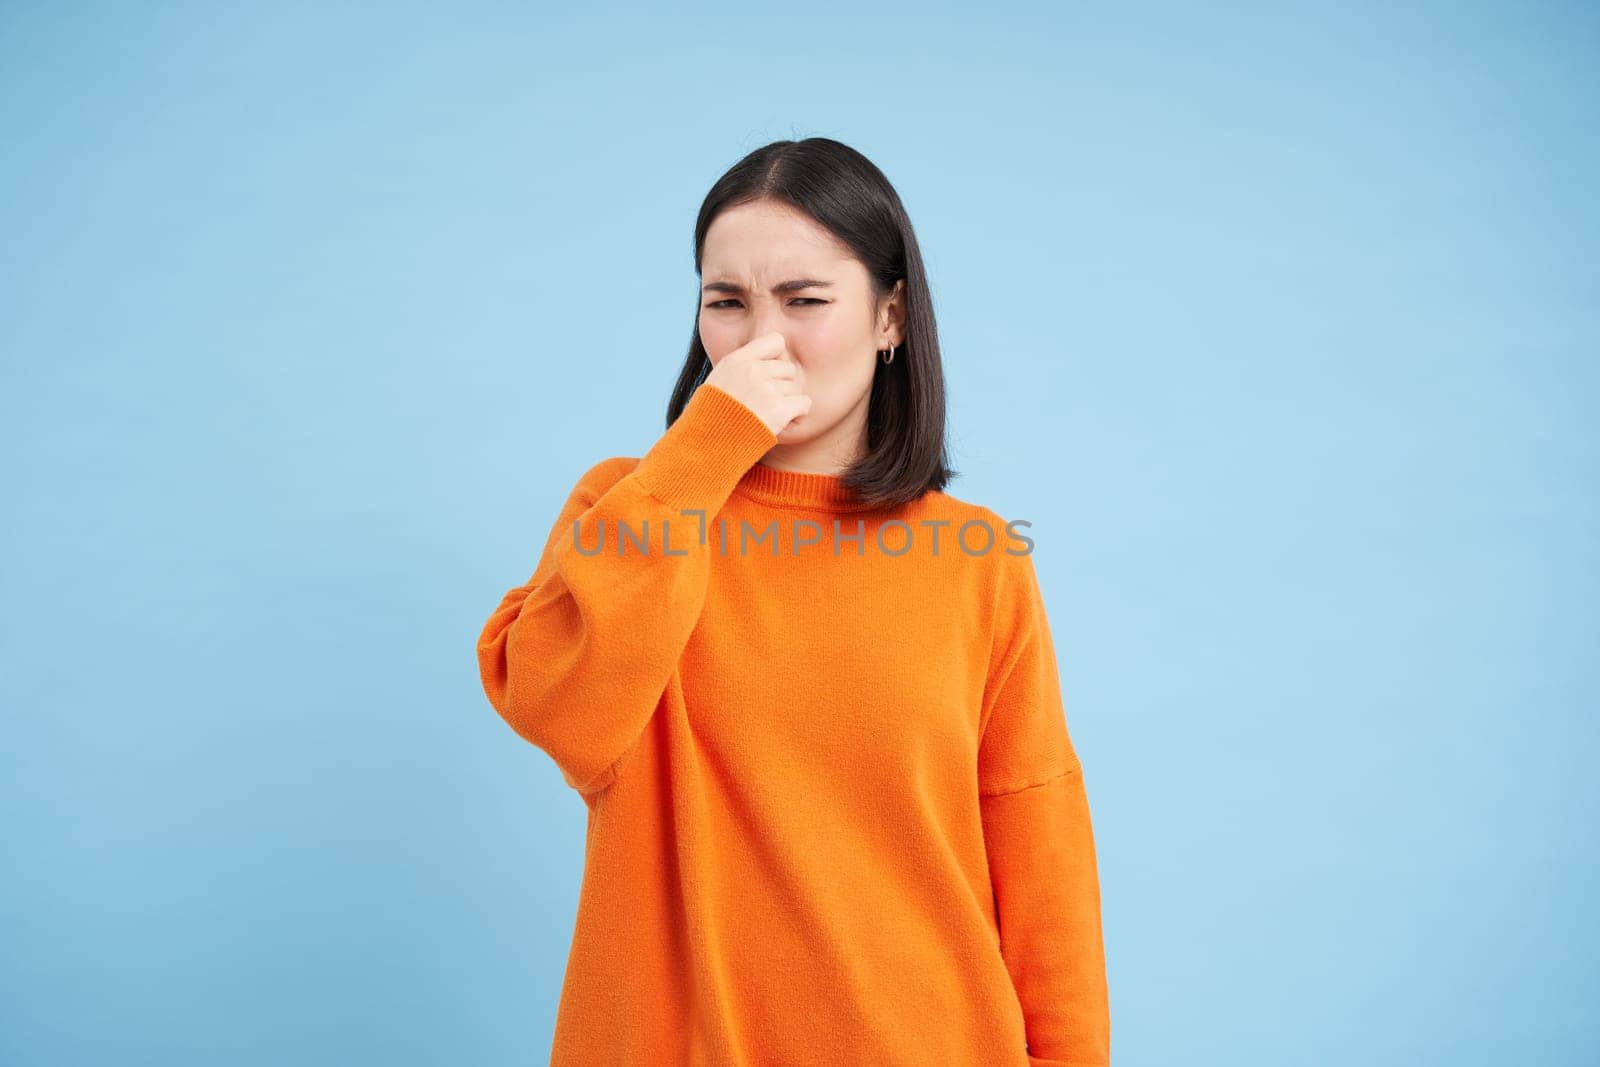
[475,382,1111,1066]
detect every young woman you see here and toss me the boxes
[476,137,1110,1066]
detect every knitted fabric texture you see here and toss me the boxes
[476,382,1111,1066]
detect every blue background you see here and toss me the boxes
[3,2,1594,1064]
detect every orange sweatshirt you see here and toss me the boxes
[476,382,1111,1066]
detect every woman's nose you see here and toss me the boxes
[746,302,787,345]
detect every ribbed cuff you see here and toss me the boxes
[631,383,778,511]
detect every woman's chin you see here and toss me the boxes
[776,407,830,441]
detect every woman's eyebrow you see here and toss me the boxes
[701,278,835,295]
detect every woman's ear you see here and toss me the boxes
[883,279,907,344]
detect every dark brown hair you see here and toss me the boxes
[666,137,956,510]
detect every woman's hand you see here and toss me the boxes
[704,331,812,435]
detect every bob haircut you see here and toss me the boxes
[665,137,957,511]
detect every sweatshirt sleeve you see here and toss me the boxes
[977,546,1111,1067]
[475,383,778,800]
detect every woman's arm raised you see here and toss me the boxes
[475,380,781,800]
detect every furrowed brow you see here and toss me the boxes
[701,278,835,295]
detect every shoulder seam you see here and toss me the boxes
[978,759,1082,799]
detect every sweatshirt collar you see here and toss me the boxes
[733,460,883,511]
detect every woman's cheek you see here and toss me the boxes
[699,317,729,362]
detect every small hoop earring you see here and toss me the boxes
[881,343,896,365]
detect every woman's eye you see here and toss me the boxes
[705,298,828,309]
